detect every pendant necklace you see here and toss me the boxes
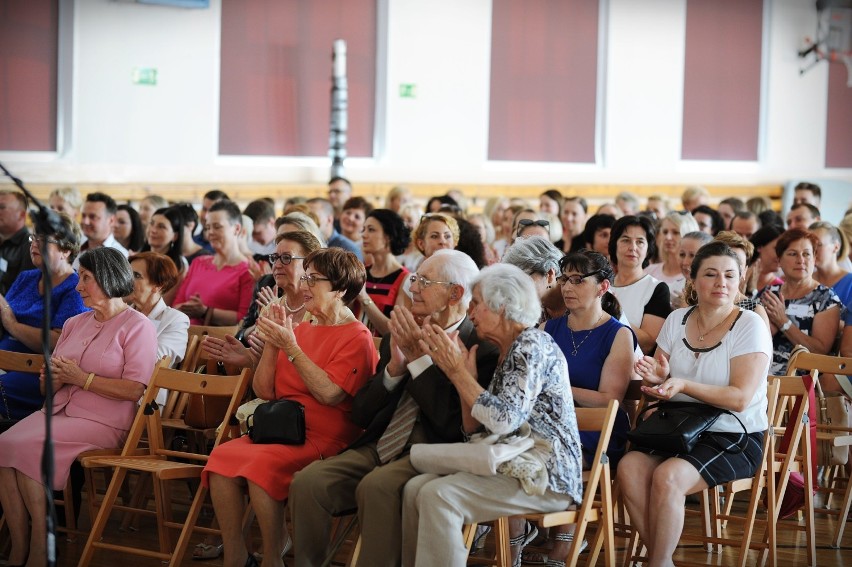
[695,308,732,342]
[566,312,605,356]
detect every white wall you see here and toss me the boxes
[3,0,851,186]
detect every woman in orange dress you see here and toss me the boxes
[203,248,378,567]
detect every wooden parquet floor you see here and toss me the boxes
[5,493,850,566]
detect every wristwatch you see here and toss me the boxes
[779,320,793,333]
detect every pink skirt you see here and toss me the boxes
[0,409,126,489]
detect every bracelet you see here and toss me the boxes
[83,372,95,391]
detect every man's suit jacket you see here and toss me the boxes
[348,316,498,449]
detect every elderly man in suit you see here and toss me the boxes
[290,249,498,567]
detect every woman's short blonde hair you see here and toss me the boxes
[413,213,459,254]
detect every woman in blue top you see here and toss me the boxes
[0,213,87,421]
[544,250,636,465]
[532,249,636,565]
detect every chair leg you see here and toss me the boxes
[167,484,209,567]
[833,464,852,547]
[79,467,131,567]
[492,516,512,567]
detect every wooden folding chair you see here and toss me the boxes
[785,350,852,548]
[465,400,619,567]
[77,364,252,567]
[674,375,814,567]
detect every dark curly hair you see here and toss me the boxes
[367,209,412,255]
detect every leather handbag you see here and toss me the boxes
[183,364,231,429]
[247,399,306,445]
[627,401,748,455]
[814,378,852,466]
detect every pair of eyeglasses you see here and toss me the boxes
[28,235,61,246]
[268,253,305,266]
[516,219,550,236]
[557,270,601,286]
[409,274,454,289]
[300,273,330,287]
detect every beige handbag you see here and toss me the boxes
[815,377,852,466]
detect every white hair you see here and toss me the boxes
[472,264,541,327]
[428,249,480,306]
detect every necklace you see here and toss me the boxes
[695,308,733,342]
[566,312,605,356]
[283,295,305,313]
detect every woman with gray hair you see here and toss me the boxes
[402,264,583,567]
[502,235,565,322]
[0,247,158,566]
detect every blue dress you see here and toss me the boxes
[0,270,87,419]
[544,315,634,468]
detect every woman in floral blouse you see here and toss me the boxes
[401,264,583,567]
[760,228,841,375]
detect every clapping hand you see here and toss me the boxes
[255,285,278,310]
[256,304,297,353]
[641,377,685,401]
[202,335,253,368]
[760,289,788,329]
[418,317,478,382]
[634,355,669,385]
[389,307,427,363]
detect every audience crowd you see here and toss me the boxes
[0,180,849,567]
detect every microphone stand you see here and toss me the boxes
[0,161,66,567]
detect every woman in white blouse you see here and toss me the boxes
[127,252,189,370]
[620,241,772,566]
[608,215,672,354]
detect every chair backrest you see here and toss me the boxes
[179,335,201,372]
[0,349,45,373]
[767,374,815,515]
[786,350,852,381]
[122,363,253,462]
[576,400,619,499]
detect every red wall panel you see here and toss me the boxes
[0,0,58,152]
[489,0,599,163]
[682,0,763,161]
[219,0,376,157]
[825,61,852,168]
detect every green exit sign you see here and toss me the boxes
[399,83,416,98]
[132,68,158,86]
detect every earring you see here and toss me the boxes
[547,284,552,289]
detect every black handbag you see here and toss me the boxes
[246,399,306,445]
[627,401,748,455]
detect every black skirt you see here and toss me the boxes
[631,431,765,488]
